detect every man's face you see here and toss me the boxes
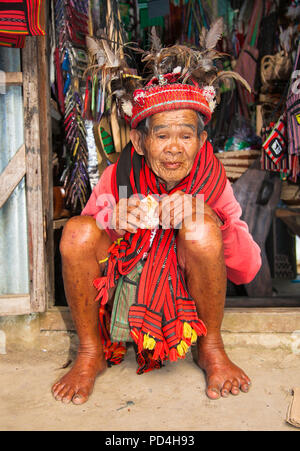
[131,109,207,190]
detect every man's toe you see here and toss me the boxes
[221,380,232,398]
[62,387,75,403]
[52,385,65,400]
[55,384,71,401]
[72,389,89,405]
[230,379,240,395]
[241,381,251,393]
[206,382,222,400]
[52,382,62,396]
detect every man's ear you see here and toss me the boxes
[130,129,145,156]
[200,130,207,148]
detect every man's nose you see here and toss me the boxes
[166,136,183,153]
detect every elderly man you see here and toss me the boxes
[52,71,261,405]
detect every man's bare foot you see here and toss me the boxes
[195,337,251,400]
[52,346,107,405]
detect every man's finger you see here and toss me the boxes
[161,195,187,228]
[127,212,144,231]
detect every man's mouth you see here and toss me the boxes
[162,162,182,169]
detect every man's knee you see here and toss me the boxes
[178,214,223,256]
[60,215,105,257]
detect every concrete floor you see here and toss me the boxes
[0,340,300,431]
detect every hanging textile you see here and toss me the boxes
[260,111,292,176]
[181,0,212,45]
[54,0,91,214]
[261,41,300,182]
[286,40,300,181]
[84,0,131,161]
[260,118,299,181]
[0,34,25,48]
[262,115,288,165]
[234,0,263,118]
[286,42,300,156]
[0,0,45,48]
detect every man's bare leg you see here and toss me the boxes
[52,216,112,404]
[177,214,251,400]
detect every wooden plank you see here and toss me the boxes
[0,295,30,316]
[276,212,300,237]
[225,172,240,180]
[2,72,23,86]
[22,39,47,313]
[223,307,300,333]
[276,208,300,218]
[216,150,261,159]
[280,181,300,204]
[37,0,55,309]
[226,296,300,308]
[216,157,255,167]
[40,306,300,334]
[0,144,25,209]
[224,166,248,174]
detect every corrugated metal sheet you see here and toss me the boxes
[0,48,29,294]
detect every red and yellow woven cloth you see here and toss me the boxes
[0,0,45,48]
[94,76,222,374]
[94,141,226,374]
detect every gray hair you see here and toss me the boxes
[136,111,205,139]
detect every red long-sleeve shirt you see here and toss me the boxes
[81,164,261,285]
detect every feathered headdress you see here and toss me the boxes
[86,18,251,128]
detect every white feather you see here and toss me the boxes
[173,66,182,74]
[205,17,224,50]
[121,100,133,117]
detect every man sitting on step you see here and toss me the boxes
[52,38,261,405]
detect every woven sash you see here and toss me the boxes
[94,140,226,370]
[0,0,45,35]
[0,0,45,47]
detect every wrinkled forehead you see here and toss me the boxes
[148,109,199,130]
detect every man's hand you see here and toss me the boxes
[111,195,159,235]
[112,191,222,235]
[159,191,223,229]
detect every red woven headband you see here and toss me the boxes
[128,75,216,128]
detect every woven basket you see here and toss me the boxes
[261,51,292,85]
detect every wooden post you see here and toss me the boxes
[37,0,55,309]
[22,37,47,313]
